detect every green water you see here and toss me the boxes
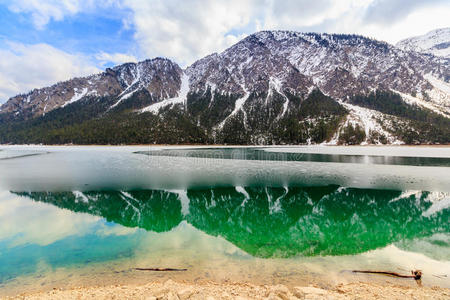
[0,146,449,293]
[1,186,449,285]
[15,187,449,257]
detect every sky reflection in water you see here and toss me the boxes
[0,146,449,291]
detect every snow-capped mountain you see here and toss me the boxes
[0,58,182,118]
[397,28,450,59]
[1,30,450,145]
[190,31,447,99]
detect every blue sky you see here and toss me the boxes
[0,2,137,65]
[0,11,135,61]
[0,0,449,103]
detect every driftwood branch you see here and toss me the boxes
[352,270,422,280]
[135,268,187,272]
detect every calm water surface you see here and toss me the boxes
[0,146,449,296]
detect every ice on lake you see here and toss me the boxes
[0,145,449,192]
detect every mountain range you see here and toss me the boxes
[1,29,449,145]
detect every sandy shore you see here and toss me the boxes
[4,279,449,300]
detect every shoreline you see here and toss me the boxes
[4,279,450,299]
[1,143,450,147]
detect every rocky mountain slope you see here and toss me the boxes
[1,30,450,145]
[0,58,182,119]
[397,27,450,59]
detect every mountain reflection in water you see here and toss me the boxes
[16,186,449,258]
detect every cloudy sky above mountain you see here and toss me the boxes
[0,0,449,103]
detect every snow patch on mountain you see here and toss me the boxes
[217,91,250,129]
[115,87,139,105]
[425,74,450,95]
[424,74,450,114]
[396,28,450,58]
[394,89,450,117]
[269,77,290,120]
[336,102,402,145]
[62,88,88,107]
[111,67,142,109]
[141,73,190,114]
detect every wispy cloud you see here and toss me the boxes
[363,0,449,25]
[7,0,90,30]
[123,0,256,66]
[95,51,137,67]
[0,42,100,100]
[5,0,129,30]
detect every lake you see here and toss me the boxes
[0,145,449,296]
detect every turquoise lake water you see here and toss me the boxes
[0,146,449,295]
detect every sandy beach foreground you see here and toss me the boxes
[5,279,449,300]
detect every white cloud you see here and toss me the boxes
[123,0,257,66]
[358,4,450,44]
[0,42,100,102]
[261,0,365,30]
[7,0,88,29]
[95,51,138,66]
[363,0,448,26]
[6,0,124,29]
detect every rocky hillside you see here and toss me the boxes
[0,58,182,119]
[397,27,450,59]
[1,30,450,145]
[189,31,447,100]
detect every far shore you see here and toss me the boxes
[1,143,450,147]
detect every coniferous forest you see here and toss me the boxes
[0,89,448,145]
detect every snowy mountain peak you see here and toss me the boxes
[187,30,448,102]
[396,27,450,58]
[0,57,182,118]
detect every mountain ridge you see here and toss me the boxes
[0,57,183,119]
[1,30,450,145]
[396,27,450,59]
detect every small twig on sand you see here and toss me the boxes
[135,268,187,272]
[352,270,422,280]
